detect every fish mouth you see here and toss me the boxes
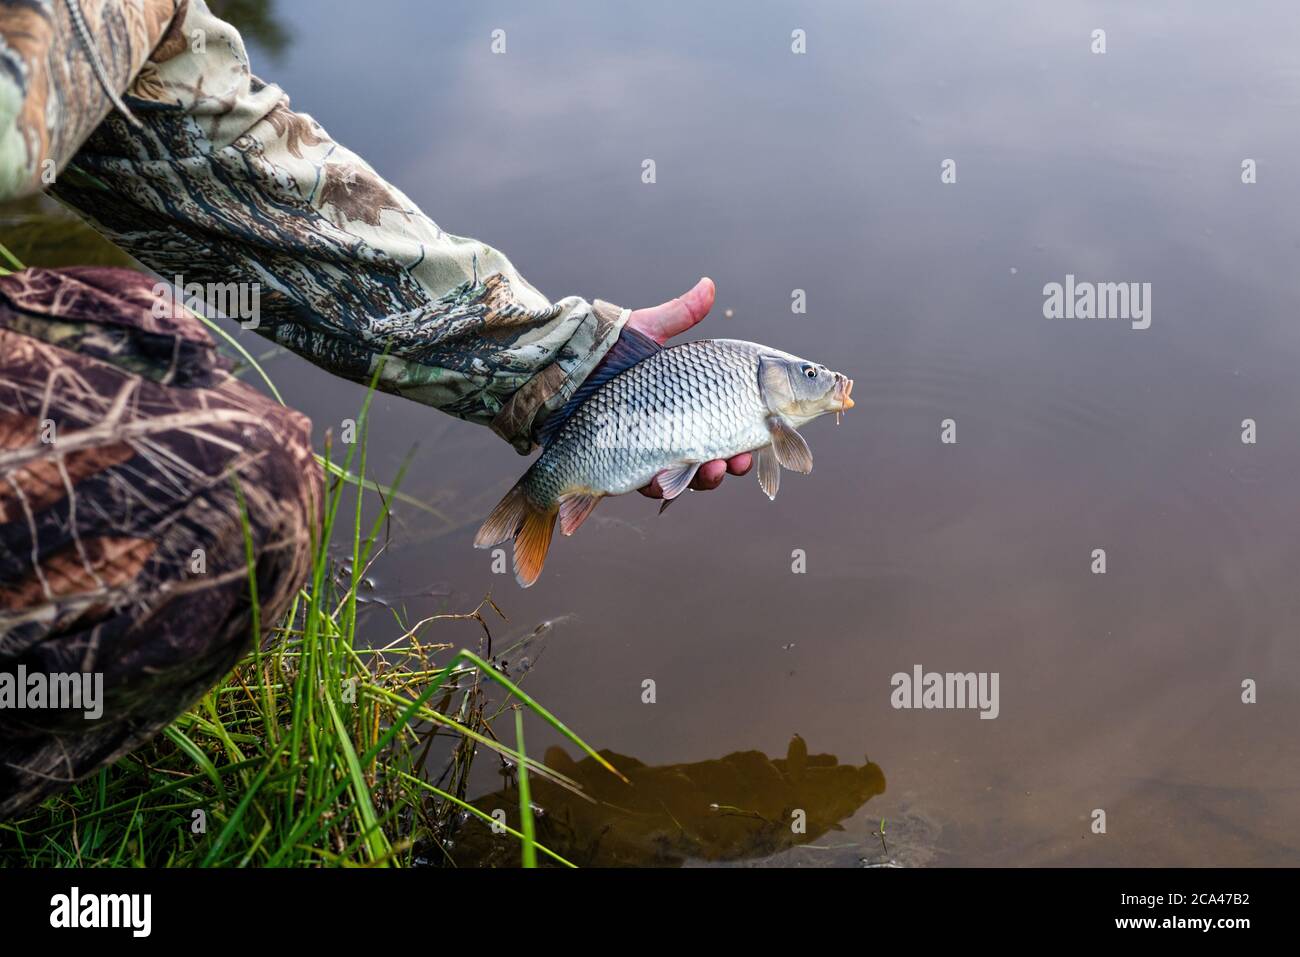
[838,376,855,411]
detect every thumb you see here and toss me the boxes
[626,277,716,344]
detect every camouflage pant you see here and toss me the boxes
[0,266,319,818]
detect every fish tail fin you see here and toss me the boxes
[474,482,530,549]
[474,479,558,588]
[513,505,558,588]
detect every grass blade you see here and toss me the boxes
[514,708,537,868]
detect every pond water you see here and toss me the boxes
[13,0,1300,866]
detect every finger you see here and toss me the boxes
[690,460,727,491]
[640,454,742,496]
[726,452,753,476]
[626,277,716,344]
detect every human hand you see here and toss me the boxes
[626,277,754,497]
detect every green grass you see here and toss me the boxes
[0,239,618,866]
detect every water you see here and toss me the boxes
[27,0,1300,865]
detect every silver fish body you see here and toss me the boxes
[475,334,853,586]
[526,339,772,504]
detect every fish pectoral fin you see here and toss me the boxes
[756,446,781,500]
[558,490,603,536]
[654,462,700,501]
[766,416,813,473]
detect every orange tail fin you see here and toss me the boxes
[474,482,558,588]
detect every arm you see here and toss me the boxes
[0,1,749,483]
[2,0,624,450]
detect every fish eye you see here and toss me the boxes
[803,366,817,379]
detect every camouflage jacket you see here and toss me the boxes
[0,0,629,452]
[0,265,320,815]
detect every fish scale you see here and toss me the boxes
[527,340,771,504]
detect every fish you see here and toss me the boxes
[474,328,854,586]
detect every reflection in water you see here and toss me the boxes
[0,195,135,269]
[451,736,885,867]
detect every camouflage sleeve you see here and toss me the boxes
[0,0,629,452]
[0,1,177,198]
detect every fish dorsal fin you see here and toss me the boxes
[767,416,813,473]
[537,326,662,446]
